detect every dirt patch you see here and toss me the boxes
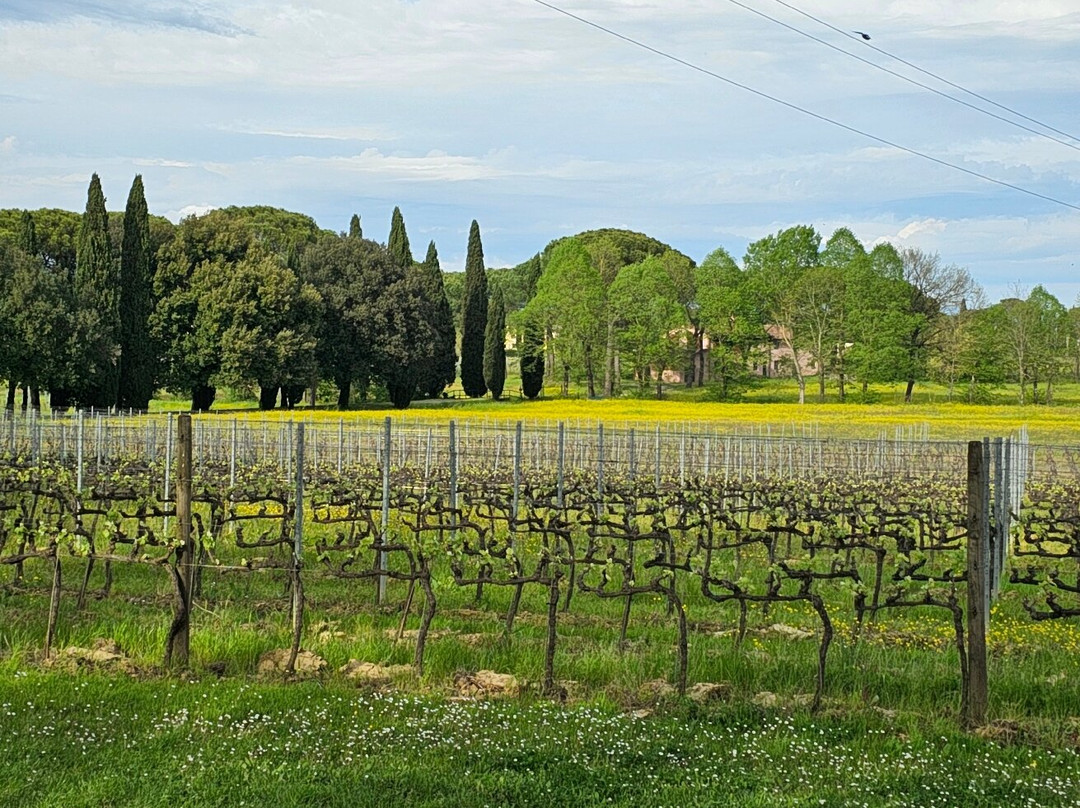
[768,623,814,641]
[687,682,732,704]
[453,670,520,698]
[256,648,326,678]
[43,638,141,676]
[752,691,779,708]
[639,679,676,702]
[387,628,490,647]
[310,620,348,643]
[339,660,413,686]
[975,720,1023,745]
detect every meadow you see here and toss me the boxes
[150,377,1080,443]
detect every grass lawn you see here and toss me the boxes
[2,673,1080,808]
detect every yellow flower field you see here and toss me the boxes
[178,395,1080,443]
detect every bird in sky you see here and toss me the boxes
[854,31,871,40]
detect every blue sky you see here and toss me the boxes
[1,0,1078,303]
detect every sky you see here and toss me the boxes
[1,0,1078,303]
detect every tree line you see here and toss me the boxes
[0,175,497,412]
[2,175,1078,412]
[514,225,1080,405]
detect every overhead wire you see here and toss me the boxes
[768,0,1080,147]
[529,0,1080,214]
[725,0,1080,154]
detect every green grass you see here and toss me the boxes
[2,674,1079,808]
[3,548,1080,806]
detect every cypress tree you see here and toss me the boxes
[75,173,120,409]
[414,241,457,397]
[460,220,488,397]
[348,213,362,239]
[483,285,507,400]
[388,206,412,269]
[117,175,155,410]
[18,210,37,257]
[520,321,545,399]
[519,252,545,399]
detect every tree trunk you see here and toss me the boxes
[904,377,915,404]
[603,320,615,397]
[191,385,216,413]
[584,346,596,399]
[561,363,570,397]
[336,378,351,410]
[20,386,28,411]
[545,328,556,383]
[30,388,41,411]
[50,387,73,413]
[283,385,306,409]
[693,328,702,387]
[798,377,806,405]
[4,381,14,411]
[259,386,279,411]
[818,369,826,401]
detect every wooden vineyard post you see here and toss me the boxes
[287,423,305,674]
[229,418,237,487]
[378,416,391,605]
[449,419,458,545]
[166,413,194,667]
[965,439,989,728]
[505,421,525,636]
[556,421,565,509]
[512,421,522,520]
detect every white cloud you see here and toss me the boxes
[214,123,396,142]
[896,218,948,239]
[168,204,218,222]
[1,1,1078,302]
[288,148,512,183]
[133,157,193,168]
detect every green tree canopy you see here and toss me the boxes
[460,220,488,398]
[695,246,761,399]
[117,175,155,410]
[410,241,457,398]
[484,285,507,400]
[199,254,322,400]
[152,211,257,411]
[388,206,413,270]
[524,238,605,397]
[75,173,120,409]
[608,256,684,397]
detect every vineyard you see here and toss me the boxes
[3,412,1080,728]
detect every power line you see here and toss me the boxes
[768,0,1080,147]
[726,0,1080,154]
[529,0,1080,214]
